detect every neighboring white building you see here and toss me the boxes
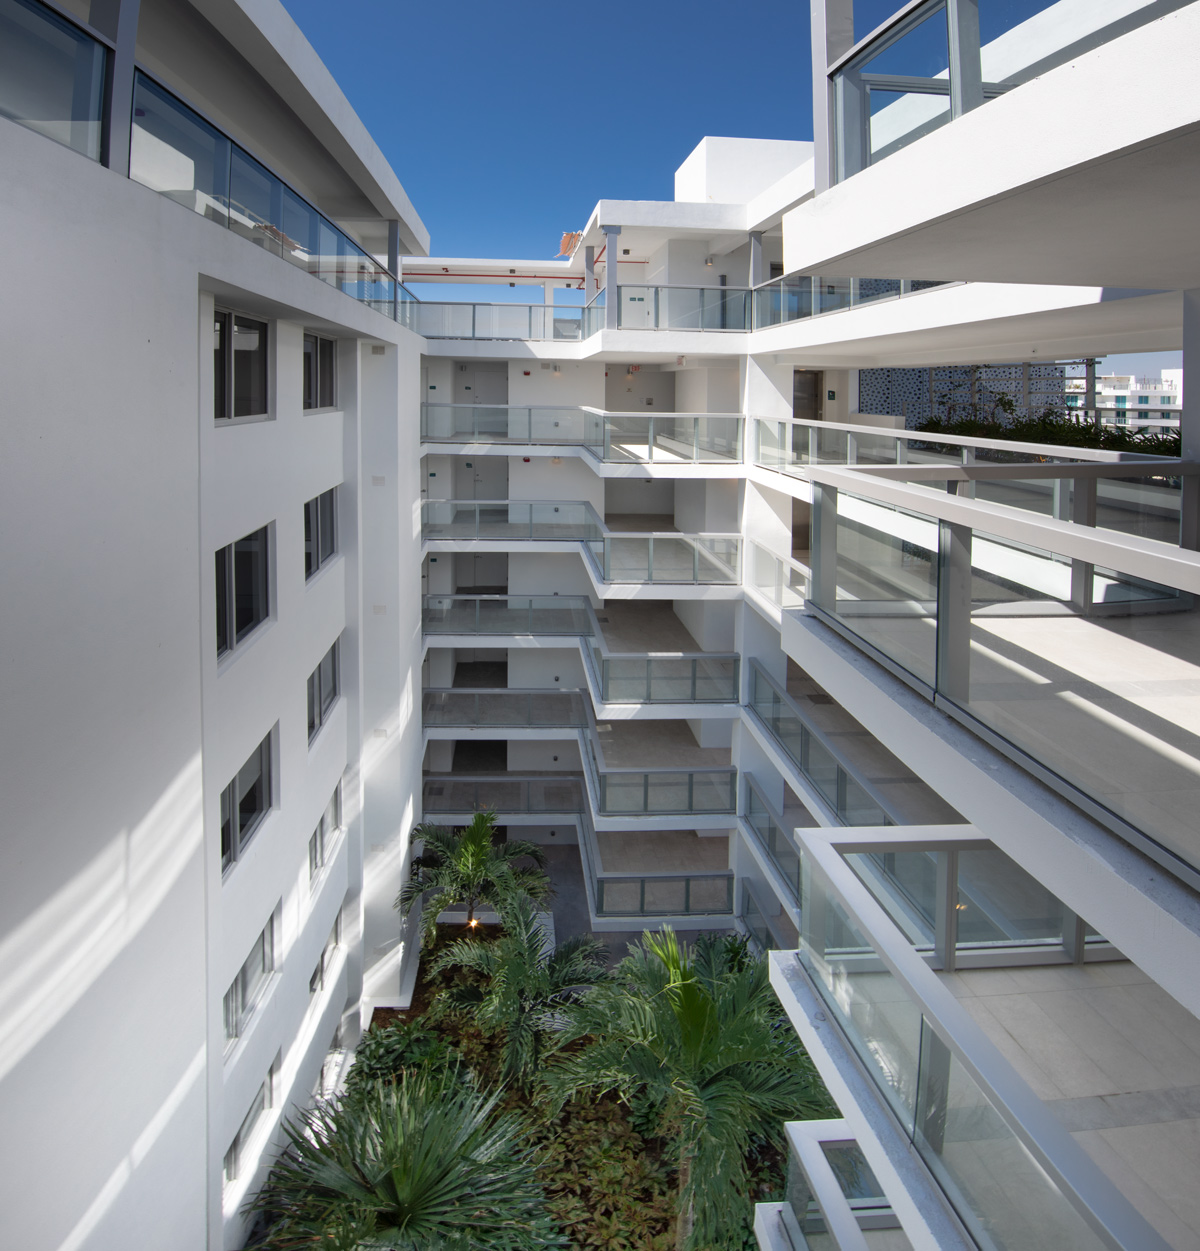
[1065,369,1184,429]
[5,1,1200,1250]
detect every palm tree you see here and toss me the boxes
[541,929,832,1251]
[247,1069,564,1249]
[431,895,608,1089]
[396,810,552,942]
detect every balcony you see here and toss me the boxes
[585,827,733,919]
[799,452,1200,880]
[587,720,737,816]
[421,500,602,542]
[774,823,1181,1251]
[406,301,603,341]
[420,404,743,465]
[421,688,588,729]
[422,594,594,637]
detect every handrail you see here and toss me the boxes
[747,659,898,827]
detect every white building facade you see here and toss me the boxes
[4,0,1200,1249]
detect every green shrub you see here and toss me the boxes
[343,1019,462,1102]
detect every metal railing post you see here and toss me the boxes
[936,520,973,703]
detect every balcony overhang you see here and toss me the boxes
[782,6,1200,289]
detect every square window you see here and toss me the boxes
[214,309,268,421]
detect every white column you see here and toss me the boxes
[602,225,621,330]
[1181,290,1200,548]
[811,0,855,193]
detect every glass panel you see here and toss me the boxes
[834,493,938,687]
[319,643,337,717]
[233,526,269,640]
[131,73,229,218]
[0,0,105,159]
[236,736,270,845]
[213,311,229,420]
[914,1019,1108,1250]
[1095,472,1181,544]
[956,848,1066,946]
[799,868,923,1132]
[306,669,318,736]
[229,147,279,254]
[851,850,939,945]
[303,497,317,578]
[302,333,317,409]
[868,87,952,163]
[220,783,232,869]
[821,1143,887,1204]
[317,337,335,407]
[966,532,1200,873]
[215,545,230,654]
[816,279,853,316]
[318,489,336,564]
[232,316,267,417]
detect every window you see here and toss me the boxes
[1065,394,1079,407]
[304,488,337,579]
[1115,395,1127,408]
[307,641,339,741]
[223,916,274,1045]
[221,733,272,871]
[309,786,340,883]
[214,310,268,421]
[310,913,342,996]
[223,1064,274,1185]
[303,334,336,409]
[1138,395,1150,405]
[216,526,270,656]
[1163,395,1176,406]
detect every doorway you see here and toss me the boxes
[793,369,824,422]
[453,455,509,501]
[454,361,508,406]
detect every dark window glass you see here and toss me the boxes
[303,333,336,410]
[0,0,107,160]
[215,544,230,654]
[220,785,232,870]
[232,316,268,417]
[308,641,338,741]
[318,490,336,564]
[302,334,317,410]
[235,734,270,849]
[318,337,336,407]
[304,488,336,579]
[131,73,231,222]
[233,526,269,641]
[213,311,229,421]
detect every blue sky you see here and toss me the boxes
[281,0,1179,379]
[279,0,814,260]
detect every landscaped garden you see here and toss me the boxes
[248,812,835,1250]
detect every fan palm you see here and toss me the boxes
[431,895,608,1089]
[396,810,552,942]
[541,929,832,1251]
[247,1069,564,1249]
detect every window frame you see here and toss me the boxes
[223,914,275,1047]
[223,1062,276,1186]
[221,731,274,873]
[216,525,271,658]
[307,639,340,743]
[304,487,337,581]
[309,784,341,885]
[302,332,337,410]
[213,307,270,423]
[309,912,342,996]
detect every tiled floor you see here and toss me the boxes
[945,962,1200,1250]
[594,718,732,769]
[594,829,729,874]
[596,601,701,652]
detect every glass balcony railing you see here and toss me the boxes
[616,285,751,331]
[807,470,1200,875]
[2,0,106,161]
[421,500,603,542]
[421,774,585,815]
[422,688,588,728]
[593,652,740,703]
[798,856,1114,1251]
[747,542,808,610]
[407,302,590,341]
[583,736,737,816]
[752,275,947,329]
[831,0,1191,183]
[748,662,892,827]
[422,595,594,636]
[129,72,402,315]
[586,535,741,584]
[418,406,743,464]
[743,777,802,903]
[594,874,734,917]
